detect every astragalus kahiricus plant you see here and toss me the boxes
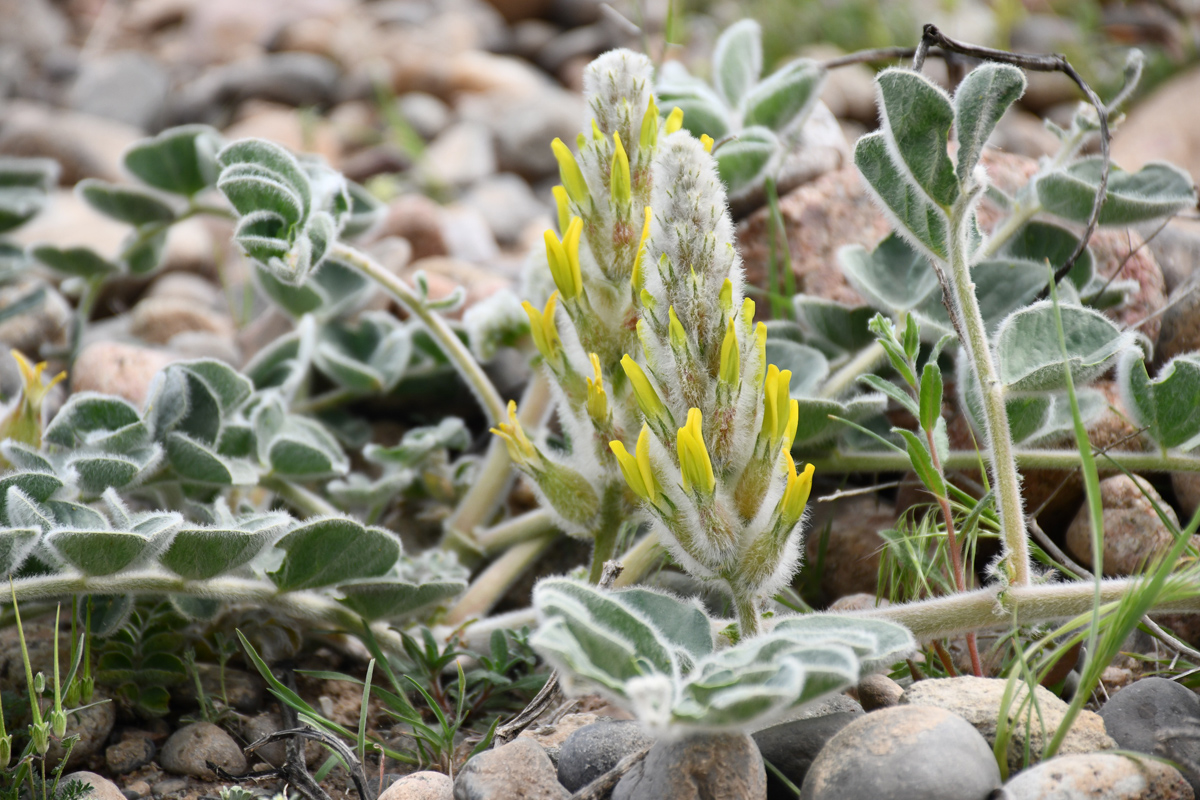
[494,50,821,639]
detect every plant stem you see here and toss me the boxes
[612,532,662,587]
[442,530,558,626]
[475,509,558,556]
[810,448,1200,474]
[734,592,760,640]
[329,243,506,426]
[818,342,887,399]
[261,476,339,517]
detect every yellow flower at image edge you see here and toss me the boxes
[677,408,715,495]
[610,425,659,504]
[490,400,541,469]
[780,454,815,526]
[0,350,67,447]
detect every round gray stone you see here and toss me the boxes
[454,738,567,800]
[60,772,125,800]
[557,720,654,792]
[754,698,863,796]
[1100,677,1200,791]
[800,705,1000,800]
[158,721,247,779]
[612,732,766,800]
[1003,752,1192,799]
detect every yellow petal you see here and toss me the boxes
[665,107,684,134]
[551,138,589,205]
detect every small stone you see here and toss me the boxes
[1175,472,1200,522]
[613,733,765,800]
[1111,65,1200,188]
[1147,219,1200,295]
[1065,474,1186,576]
[106,737,156,774]
[900,676,1114,774]
[61,772,125,800]
[130,296,236,346]
[172,53,342,126]
[420,122,495,188]
[557,720,654,792]
[856,673,905,711]
[68,51,169,131]
[518,712,599,765]
[123,779,151,800]
[70,341,177,408]
[800,705,999,800]
[398,92,452,140]
[241,712,286,767]
[375,194,448,261]
[1100,677,1200,792]
[173,664,264,713]
[0,100,141,185]
[0,278,71,357]
[158,721,247,780]
[459,86,584,181]
[439,205,500,264]
[151,778,188,798]
[379,771,453,800]
[1002,753,1192,800]
[461,173,547,245]
[145,273,225,311]
[1158,271,1200,366]
[453,738,568,800]
[47,696,116,768]
[754,697,863,795]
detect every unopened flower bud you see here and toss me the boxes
[50,708,66,739]
[719,317,739,387]
[621,355,669,425]
[639,97,659,150]
[631,206,652,290]
[700,134,713,153]
[779,455,815,527]
[677,408,715,495]
[490,400,542,471]
[665,107,684,134]
[31,721,49,755]
[611,133,631,208]
[585,353,608,425]
[551,138,589,205]
[610,425,660,505]
[667,306,687,353]
[523,292,563,365]
[544,217,584,299]
[552,185,570,234]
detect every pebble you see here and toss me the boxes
[420,121,496,188]
[46,696,116,768]
[0,278,71,357]
[1111,64,1200,188]
[241,712,287,767]
[613,733,765,800]
[459,86,584,180]
[379,771,453,800]
[130,296,236,346]
[398,92,452,140]
[900,676,1114,774]
[145,273,226,311]
[0,100,140,185]
[375,194,449,261]
[123,779,151,800]
[70,341,178,408]
[1065,474,1185,576]
[556,720,654,792]
[517,712,599,765]
[150,778,188,798]
[1158,270,1200,366]
[68,51,170,131]
[462,173,547,245]
[1147,219,1200,295]
[1100,677,1200,791]
[800,705,1000,800]
[168,328,240,364]
[754,696,863,796]
[453,738,568,800]
[158,721,248,780]
[172,664,264,713]
[1002,753,1193,800]
[106,737,156,774]
[172,52,342,126]
[60,772,125,800]
[1174,472,1200,522]
[856,673,905,711]
[439,205,500,264]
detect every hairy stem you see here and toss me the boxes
[612,532,662,587]
[261,476,339,517]
[818,342,887,399]
[734,591,760,640]
[442,530,558,626]
[475,509,558,556]
[811,448,1200,474]
[329,243,506,426]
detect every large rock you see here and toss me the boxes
[800,705,999,800]
[1065,474,1186,576]
[0,101,141,185]
[68,52,170,131]
[1100,677,1200,792]
[557,720,654,792]
[1002,753,1193,800]
[380,771,454,800]
[1111,65,1200,185]
[46,696,116,768]
[517,712,600,766]
[158,721,247,780]
[613,733,766,800]
[454,738,568,800]
[900,676,1114,774]
[753,696,863,796]
[70,341,177,408]
[60,772,125,800]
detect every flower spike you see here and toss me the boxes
[677,408,715,495]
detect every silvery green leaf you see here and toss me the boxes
[764,339,829,398]
[0,157,58,234]
[122,227,168,275]
[1025,387,1106,446]
[792,393,887,447]
[159,525,276,580]
[741,58,825,134]
[336,578,466,621]
[315,313,412,393]
[858,374,918,416]
[0,242,28,280]
[65,449,160,494]
[243,327,305,390]
[0,472,63,518]
[123,125,221,197]
[953,63,1026,183]
[0,527,40,575]
[45,500,107,529]
[218,164,306,226]
[655,65,732,140]
[48,529,154,575]
[463,289,529,363]
[5,486,54,531]
[262,416,348,479]
[1119,351,1200,450]
[327,471,416,509]
[995,301,1131,392]
[772,614,915,668]
[254,258,371,318]
[217,138,312,222]
[165,432,258,486]
[793,296,877,359]
[31,245,119,280]
[77,179,176,226]
[340,181,384,239]
[894,428,946,497]
[180,359,254,416]
[838,235,939,313]
[996,221,1093,290]
[607,587,713,669]
[854,132,950,260]
[365,417,470,468]
[0,442,52,472]
[715,126,777,196]
[875,69,959,209]
[1037,159,1197,226]
[712,19,762,107]
[216,422,255,459]
[269,517,400,591]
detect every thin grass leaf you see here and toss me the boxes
[357,658,375,766]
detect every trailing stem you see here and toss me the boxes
[442,530,558,626]
[810,449,1200,474]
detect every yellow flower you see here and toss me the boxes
[611,132,631,207]
[783,397,799,452]
[631,205,652,290]
[779,454,815,526]
[490,400,541,469]
[762,364,794,446]
[677,408,715,495]
[719,317,739,387]
[610,425,659,504]
[0,350,67,449]
[585,353,607,424]
[639,97,659,149]
[700,134,713,153]
[621,354,667,423]
[667,306,687,352]
[522,292,561,364]
[552,185,570,235]
[544,216,584,299]
[591,119,604,140]
[753,321,767,385]
[551,138,589,205]
[719,279,733,316]
[665,107,684,134]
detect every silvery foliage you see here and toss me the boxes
[790,54,1195,452]
[532,578,913,734]
[656,19,828,201]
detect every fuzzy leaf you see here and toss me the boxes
[269,517,400,591]
[714,126,777,196]
[0,527,40,575]
[123,227,168,275]
[793,297,877,359]
[742,58,825,134]
[44,393,144,448]
[793,394,887,447]
[123,125,221,196]
[854,132,950,260]
[654,74,731,140]
[66,453,144,494]
[1037,159,1197,226]
[0,472,63,518]
[0,157,58,234]
[1120,352,1200,450]
[998,221,1092,290]
[263,417,349,479]
[712,19,762,107]
[77,180,175,226]
[159,525,276,580]
[996,301,1130,392]
[254,258,371,318]
[336,579,467,621]
[839,235,939,313]
[876,69,959,208]
[165,433,256,485]
[610,588,713,668]
[365,417,470,468]
[217,139,312,221]
[954,63,1026,182]
[340,181,385,239]
[763,340,829,398]
[31,245,119,280]
[49,530,155,576]
[919,362,943,434]
[773,614,915,668]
